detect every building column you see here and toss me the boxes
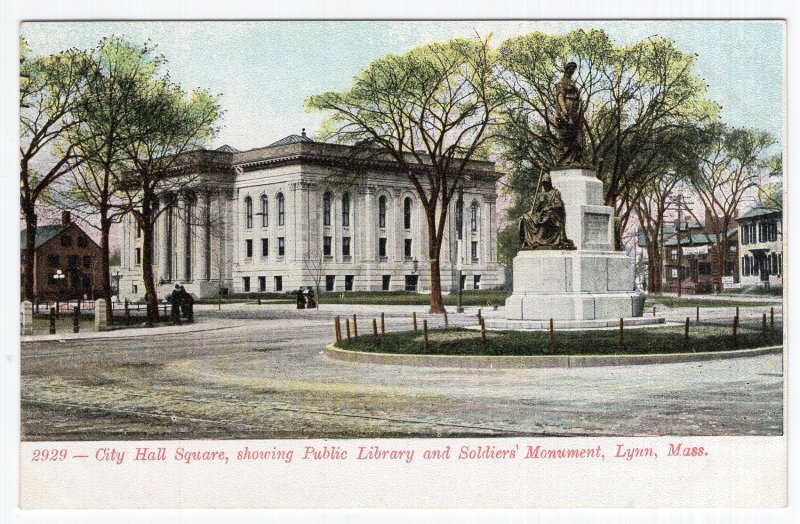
[175,194,187,283]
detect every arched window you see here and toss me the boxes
[378,195,387,228]
[260,195,268,227]
[455,198,464,234]
[342,192,350,227]
[244,196,253,229]
[403,197,412,230]
[323,192,332,226]
[470,201,479,232]
[277,193,285,226]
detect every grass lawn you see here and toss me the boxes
[334,325,782,356]
[644,296,778,309]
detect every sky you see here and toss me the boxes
[20,20,785,152]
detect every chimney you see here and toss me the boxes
[61,211,71,225]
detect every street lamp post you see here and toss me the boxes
[52,269,66,316]
[112,270,122,301]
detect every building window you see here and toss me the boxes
[278,237,285,257]
[79,235,90,246]
[404,238,412,260]
[132,284,138,294]
[670,249,678,261]
[277,193,285,226]
[749,224,756,244]
[470,201,478,232]
[274,276,283,291]
[135,248,141,266]
[403,197,412,229]
[342,236,351,257]
[405,275,418,292]
[473,275,481,290]
[771,253,778,275]
[460,274,466,290]
[323,192,332,226]
[345,275,354,291]
[670,268,678,280]
[47,255,59,268]
[82,255,91,269]
[258,276,266,292]
[382,275,391,291]
[244,196,253,229]
[769,221,778,242]
[325,275,335,291]
[261,238,269,257]
[751,255,759,276]
[378,195,387,228]
[742,256,749,276]
[455,198,464,235]
[245,239,253,258]
[778,254,782,276]
[60,235,72,247]
[243,276,251,292]
[379,238,387,258]
[260,195,269,227]
[342,192,350,227]
[471,240,479,262]
[68,255,79,269]
[323,236,332,256]
[698,262,711,276]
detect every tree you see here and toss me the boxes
[497,29,718,248]
[58,37,164,320]
[115,73,222,324]
[633,173,681,293]
[757,153,783,213]
[20,39,92,300]
[688,123,776,291]
[307,36,504,313]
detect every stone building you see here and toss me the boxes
[20,211,103,301]
[117,133,503,300]
[737,205,783,290]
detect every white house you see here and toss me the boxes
[737,205,783,290]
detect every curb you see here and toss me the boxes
[323,344,783,369]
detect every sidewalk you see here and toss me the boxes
[20,318,245,343]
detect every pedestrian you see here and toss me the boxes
[306,287,316,309]
[296,287,306,309]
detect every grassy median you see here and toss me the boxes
[334,325,782,356]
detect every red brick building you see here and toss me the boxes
[20,212,103,301]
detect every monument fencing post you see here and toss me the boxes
[683,317,690,352]
[49,307,56,334]
[696,306,699,323]
[480,317,487,353]
[352,314,358,337]
[443,310,448,329]
[380,312,385,334]
[762,313,768,337]
[618,318,624,350]
[346,318,351,341]
[733,315,739,348]
[412,312,417,332]
[333,316,341,343]
[422,320,429,353]
[372,319,379,348]
[770,307,775,330]
[548,318,555,353]
[21,301,33,336]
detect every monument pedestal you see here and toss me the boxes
[491,167,648,328]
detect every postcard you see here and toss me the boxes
[8,10,793,516]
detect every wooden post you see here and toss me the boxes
[124,298,130,320]
[345,318,351,341]
[652,305,656,317]
[548,318,555,354]
[477,308,482,323]
[412,312,417,332]
[683,317,690,352]
[49,307,56,335]
[352,314,358,337]
[372,318,379,348]
[618,318,624,350]
[770,307,774,330]
[696,306,699,323]
[762,313,768,335]
[73,306,80,333]
[333,316,341,343]
[380,312,385,334]
[422,319,429,353]
[735,306,739,318]
[443,310,449,329]
[733,315,739,348]
[258,298,261,305]
[480,317,487,353]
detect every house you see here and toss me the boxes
[117,132,503,300]
[20,212,103,301]
[737,205,782,290]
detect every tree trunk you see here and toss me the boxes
[22,207,37,301]
[140,207,160,325]
[425,205,445,314]
[428,258,445,314]
[100,216,113,322]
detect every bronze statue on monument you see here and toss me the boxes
[553,61,587,169]
[518,173,575,250]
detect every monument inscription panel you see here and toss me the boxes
[583,213,609,245]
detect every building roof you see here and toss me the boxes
[738,205,781,221]
[20,224,68,251]
[662,229,737,246]
[266,131,314,148]
[215,144,240,153]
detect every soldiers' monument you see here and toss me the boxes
[497,62,646,327]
